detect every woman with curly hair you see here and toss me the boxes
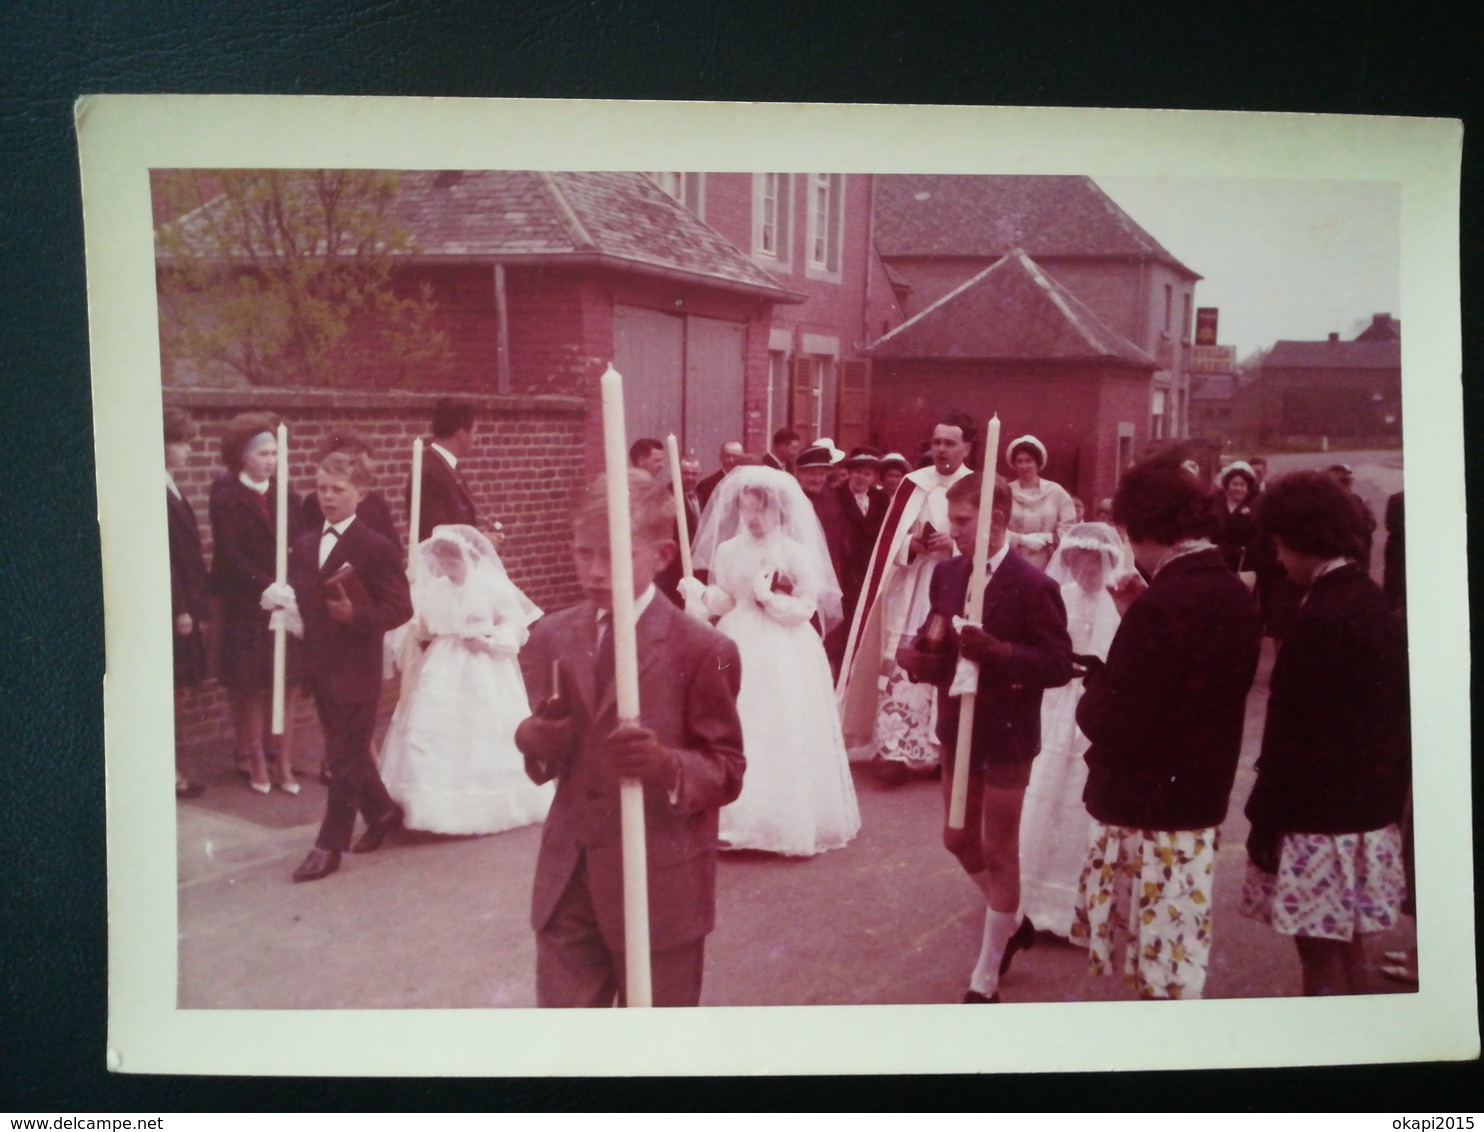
[1070,456,1262,999]
[208,411,306,794]
[1241,472,1410,996]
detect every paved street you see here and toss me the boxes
[176,449,1414,1010]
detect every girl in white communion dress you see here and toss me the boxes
[1018,521,1125,937]
[379,524,552,835]
[682,467,861,857]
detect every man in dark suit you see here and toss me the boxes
[762,426,802,473]
[835,447,891,624]
[515,473,745,1007]
[695,439,744,512]
[898,472,1073,1003]
[410,397,482,541]
[278,451,414,882]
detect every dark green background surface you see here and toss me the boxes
[1,0,1478,1110]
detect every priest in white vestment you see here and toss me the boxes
[835,415,976,782]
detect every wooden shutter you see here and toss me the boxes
[790,355,818,442]
[837,357,871,450]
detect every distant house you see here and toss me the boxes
[873,174,1202,445]
[1238,313,1402,442]
[1189,372,1238,440]
[866,249,1157,508]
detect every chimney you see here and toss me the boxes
[1373,312,1392,324]
[1328,332,1339,343]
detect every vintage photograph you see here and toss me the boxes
[84,97,1469,1075]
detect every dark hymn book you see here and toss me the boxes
[323,562,371,607]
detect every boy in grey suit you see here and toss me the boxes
[516,473,745,1007]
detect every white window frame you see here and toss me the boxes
[752,173,791,267]
[805,173,844,282]
[647,172,705,218]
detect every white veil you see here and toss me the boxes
[1045,521,1123,659]
[690,465,845,633]
[1045,521,1124,587]
[414,523,541,638]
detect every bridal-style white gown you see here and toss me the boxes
[1018,580,1120,936]
[705,530,861,857]
[379,571,552,835]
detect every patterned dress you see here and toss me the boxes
[1072,825,1219,1000]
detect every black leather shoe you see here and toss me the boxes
[962,989,1001,1004]
[352,805,404,854]
[292,848,341,883]
[999,916,1036,978]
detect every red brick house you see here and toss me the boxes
[654,172,903,453]
[873,174,1201,445]
[1236,314,1402,443]
[866,249,1158,508]
[158,170,809,471]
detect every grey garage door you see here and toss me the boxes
[612,305,746,469]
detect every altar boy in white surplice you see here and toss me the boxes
[836,414,975,783]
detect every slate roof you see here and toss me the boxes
[1265,338,1400,370]
[158,170,801,302]
[866,248,1157,367]
[873,174,1200,279]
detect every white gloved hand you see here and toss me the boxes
[677,576,706,604]
[259,582,304,638]
[949,654,980,697]
[752,570,775,604]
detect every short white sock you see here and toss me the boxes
[969,907,1021,997]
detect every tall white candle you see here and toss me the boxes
[407,436,424,574]
[398,437,426,704]
[270,422,289,735]
[598,362,652,1008]
[665,433,694,580]
[948,413,1000,830]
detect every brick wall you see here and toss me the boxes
[165,385,587,755]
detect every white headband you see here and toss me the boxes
[244,430,276,454]
[1005,434,1047,468]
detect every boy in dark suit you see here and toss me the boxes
[898,473,1074,1002]
[270,450,413,882]
[515,472,745,1007]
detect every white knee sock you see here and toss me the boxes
[969,907,1021,997]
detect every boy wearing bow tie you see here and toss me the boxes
[268,450,413,883]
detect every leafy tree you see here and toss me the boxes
[155,170,451,388]
[1236,344,1270,387]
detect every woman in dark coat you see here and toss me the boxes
[1241,472,1410,996]
[166,409,210,798]
[1213,461,1259,578]
[1070,456,1263,999]
[209,411,305,794]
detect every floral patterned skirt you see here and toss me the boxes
[1071,824,1219,1000]
[1240,825,1406,941]
[872,660,940,769]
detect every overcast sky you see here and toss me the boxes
[1097,177,1401,361]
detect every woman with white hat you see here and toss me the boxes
[1004,435,1078,571]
